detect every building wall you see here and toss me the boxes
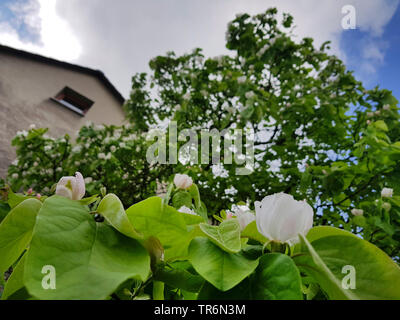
[0,50,126,178]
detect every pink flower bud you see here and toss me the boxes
[27,188,33,195]
[36,194,41,200]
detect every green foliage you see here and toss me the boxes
[7,123,168,207]
[24,196,150,300]
[1,8,400,300]
[121,8,400,258]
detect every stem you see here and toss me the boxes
[153,281,164,300]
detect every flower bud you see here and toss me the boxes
[351,208,364,216]
[173,174,193,190]
[382,202,392,211]
[381,188,393,198]
[55,172,85,200]
[235,209,255,230]
[255,193,313,244]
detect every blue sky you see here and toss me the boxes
[0,0,399,100]
[341,5,400,100]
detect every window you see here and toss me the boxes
[52,87,94,116]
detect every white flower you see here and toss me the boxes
[44,145,52,152]
[12,159,18,166]
[183,92,191,100]
[381,188,393,198]
[55,172,85,200]
[234,209,255,230]
[84,177,93,184]
[56,167,62,172]
[375,110,381,116]
[72,145,81,153]
[174,174,193,190]
[245,91,255,99]
[110,145,117,152]
[11,173,18,179]
[98,153,106,160]
[255,193,314,244]
[122,173,129,180]
[351,209,364,216]
[237,76,246,84]
[178,206,196,215]
[200,90,208,97]
[29,124,36,130]
[175,104,181,111]
[383,104,390,111]
[119,142,126,149]
[33,162,38,167]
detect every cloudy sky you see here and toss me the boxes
[0,0,399,99]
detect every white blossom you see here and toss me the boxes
[351,209,364,216]
[381,188,393,198]
[174,174,193,190]
[255,193,313,244]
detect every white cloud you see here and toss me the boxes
[0,0,81,61]
[0,0,398,96]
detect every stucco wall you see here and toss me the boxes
[0,50,126,178]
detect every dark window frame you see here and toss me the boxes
[51,87,94,116]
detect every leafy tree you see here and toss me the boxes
[124,8,400,258]
[4,8,400,259]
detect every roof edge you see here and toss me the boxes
[0,44,125,105]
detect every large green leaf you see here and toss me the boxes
[197,253,302,300]
[299,234,400,300]
[293,226,358,254]
[199,219,241,253]
[188,237,258,291]
[0,198,42,273]
[24,196,150,300]
[295,234,356,300]
[241,221,268,244]
[2,254,29,300]
[154,265,204,293]
[250,253,302,300]
[126,197,191,260]
[96,193,142,239]
[306,226,359,243]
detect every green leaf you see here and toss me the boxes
[195,201,208,222]
[24,196,150,300]
[373,120,388,132]
[154,265,204,293]
[7,190,33,209]
[172,191,192,209]
[126,197,191,260]
[0,198,42,273]
[295,234,356,300]
[0,202,10,223]
[199,219,241,253]
[188,184,201,209]
[2,254,28,300]
[97,193,142,239]
[241,221,268,244]
[304,234,400,299]
[250,253,302,300]
[306,226,359,243]
[181,212,204,225]
[188,237,258,291]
